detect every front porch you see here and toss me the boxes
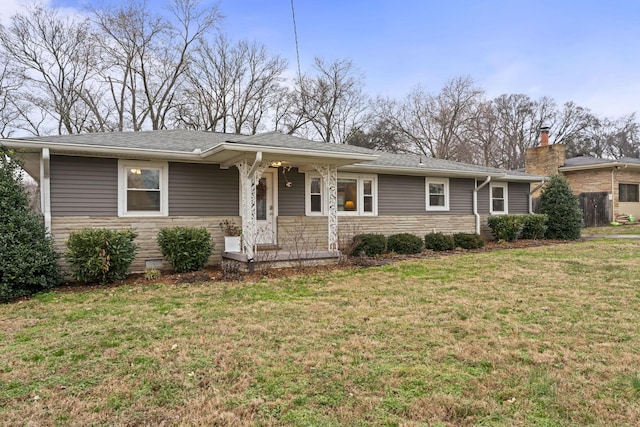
[221,247,341,272]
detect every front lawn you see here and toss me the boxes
[583,225,640,235]
[2,240,640,425]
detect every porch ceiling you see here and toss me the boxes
[202,143,379,168]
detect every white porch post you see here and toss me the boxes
[313,164,338,252]
[235,156,269,261]
[40,148,51,232]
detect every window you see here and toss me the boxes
[619,183,639,202]
[309,177,323,213]
[425,177,449,211]
[118,160,168,216]
[490,182,508,214]
[305,173,377,215]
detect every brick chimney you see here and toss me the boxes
[540,125,550,146]
[525,127,566,196]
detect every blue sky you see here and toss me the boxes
[5,0,639,117]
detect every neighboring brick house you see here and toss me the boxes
[525,128,640,225]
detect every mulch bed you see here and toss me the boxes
[51,239,575,294]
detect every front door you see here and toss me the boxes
[256,170,276,245]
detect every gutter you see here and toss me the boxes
[529,178,546,213]
[473,176,491,235]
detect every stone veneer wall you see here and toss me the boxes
[276,215,477,252]
[51,216,240,274]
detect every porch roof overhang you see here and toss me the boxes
[201,142,379,168]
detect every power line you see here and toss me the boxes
[290,0,302,82]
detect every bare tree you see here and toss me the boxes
[0,55,23,137]
[92,0,220,131]
[178,35,286,134]
[0,4,96,134]
[289,57,369,143]
[379,76,483,160]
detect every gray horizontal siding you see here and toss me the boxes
[278,168,305,216]
[449,178,474,214]
[168,163,238,216]
[379,174,475,215]
[378,174,425,215]
[477,184,490,214]
[508,182,530,214]
[50,155,118,216]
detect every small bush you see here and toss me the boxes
[520,214,548,240]
[66,228,138,284]
[453,233,485,249]
[487,215,524,242]
[424,232,455,251]
[157,226,213,273]
[387,233,424,254]
[350,234,387,257]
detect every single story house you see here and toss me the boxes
[525,129,640,226]
[4,130,544,272]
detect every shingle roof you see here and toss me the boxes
[8,129,542,180]
[13,129,237,152]
[562,155,640,168]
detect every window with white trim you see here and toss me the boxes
[118,160,168,216]
[619,183,639,202]
[425,177,449,211]
[490,182,508,214]
[305,173,377,216]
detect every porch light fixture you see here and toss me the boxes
[344,200,356,210]
[270,161,282,167]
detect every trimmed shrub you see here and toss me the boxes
[387,233,424,254]
[1,150,62,302]
[157,226,213,273]
[66,228,138,284]
[453,233,485,249]
[424,232,455,251]
[351,234,387,257]
[539,175,582,240]
[487,215,524,242]
[520,214,548,240]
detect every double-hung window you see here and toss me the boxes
[619,183,639,202]
[305,173,377,216]
[490,182,508,214]
[118,160,168,216]
[425,177,449,211]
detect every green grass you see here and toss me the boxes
[583,225,640,235]
[2,239,640,425]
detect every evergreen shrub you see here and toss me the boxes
[487,215,524,242]
[387,233,424,254]
[66,228,138,284]
[453,233,485,249]
[520,214,548,240]
[350,234,387,257]
[1,150,62,302]
[157,226,213,273]
[539,175,582,240]
[424,232,455,251]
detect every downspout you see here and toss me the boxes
[473,176,491,235]
[529,178,546,214]
[40,148,51,232]
[249,151,263,176]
